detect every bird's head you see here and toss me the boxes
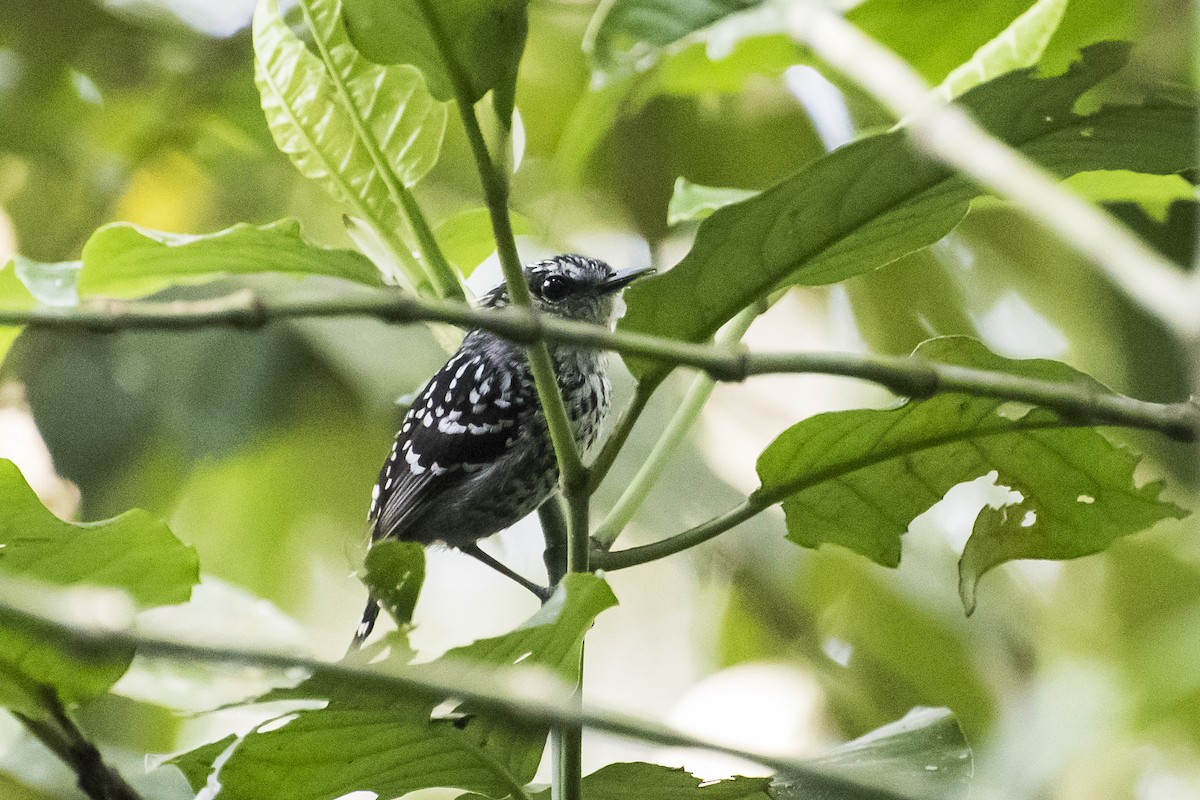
[480,254,654,327]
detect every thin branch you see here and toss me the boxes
[0,601,915,800]
[786,2,1200,340]
[15,689,143,800]
[4,289,1196,442]
[592,500,763,571]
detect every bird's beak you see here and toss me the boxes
[601,267,656,293]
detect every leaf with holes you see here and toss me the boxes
[753,338,1186,593]
[170,573,616,800]
[253,0,448,292]
[620,42,1195,380]
[0,460,199,714]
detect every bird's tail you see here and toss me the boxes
[352,594,381,649]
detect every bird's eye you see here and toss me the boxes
[539,274,571,302]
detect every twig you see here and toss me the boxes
[3,290,1196,442]
[786,2,1200,339]
[15,689,143,800]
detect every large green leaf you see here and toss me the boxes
[515,710,968,800]
[847,0,1135,83]
[253,0,447,291]
[620,43,1194,379]
[76,219,384,298]
[341,0,529,123]
[172,574,617,800]
[753,338,1185,602]
[0,459,199,713]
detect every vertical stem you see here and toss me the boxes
[551,688,584,800]
[539,496,569,586]
[403,6,587,799]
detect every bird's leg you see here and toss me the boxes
[460,543,553,602]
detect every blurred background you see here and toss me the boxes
[0,0,1198,798]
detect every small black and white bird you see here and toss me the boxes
[353,254,653,647]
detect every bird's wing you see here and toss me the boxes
[371,343,530,541]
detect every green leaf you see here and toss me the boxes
[362,541,425,627]
[753,337,1185,581]
[173,573,617,800]
[341,0,529,123]
[435,208,537,278]
[0,459,199,712]
[532,762,770,799]
[667,178,758,226]
[76,219,383,299]
[253,0,447,291]
[936,0,1068,100]
[586,0,765,82]
[170,734,238,792]
[777,708,972,800]
[0,460,198,605]
[620,43,1195,379]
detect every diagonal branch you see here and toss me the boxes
[15,688,144,800]
[0,599,916,800]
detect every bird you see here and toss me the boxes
[353,254,654,648]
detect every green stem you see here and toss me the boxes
[539,496,569,586]
[592,500,763,571]
[296,0,461,301]
[0,600,917,800]
[592,303,763,548]
[403,4,588,798]
[3,290,1197,442]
